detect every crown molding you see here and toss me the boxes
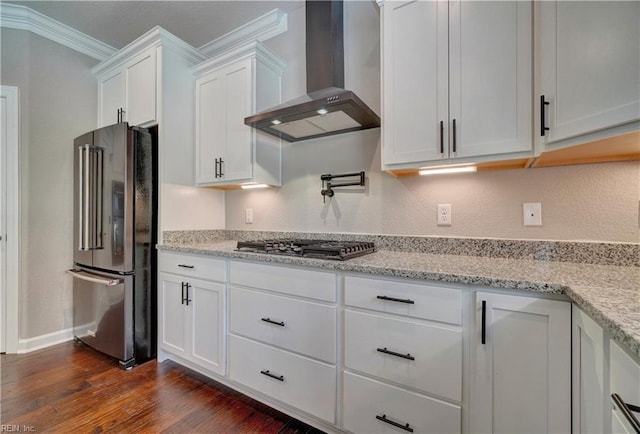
[198,8,287,59]
[191,40,285,77]
[91,26,206,76]
[0,3,117,61]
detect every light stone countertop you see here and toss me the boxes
[158,240,640,359]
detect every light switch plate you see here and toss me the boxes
[523,203,542,226]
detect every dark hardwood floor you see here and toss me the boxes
[0,342,323,433]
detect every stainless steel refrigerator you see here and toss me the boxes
[68,122,156,369]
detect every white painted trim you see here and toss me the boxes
[0,3,116,61]
[191,40,285,78]
[17,327,74,354]
[198,8,287,58]
[0,86,19,354]
[91,26,206,77]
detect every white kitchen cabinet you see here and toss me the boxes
[381,0,532,171]
[470,291,571,433]
[610,341,640,434]
[228,261,337,424]
[343,275,464,433]
[158,252,226,376]
[538,1,640,148]
[93,27,206,189]
[192,41,284,188]
[343,371,461,434]
[573,304,608,434]
[96,46,157,127]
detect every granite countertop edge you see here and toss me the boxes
[157,241,640,360]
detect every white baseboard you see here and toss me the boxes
[17,327,74,354]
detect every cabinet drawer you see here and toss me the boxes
[343,372,461,434]
[158,251,226,282]
[345,276,462,325]
[230,287,336,363]
[229,335,336,423]
[345,309,462,401]
[230,261,336,302]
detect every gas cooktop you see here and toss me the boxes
[236,239,375,261]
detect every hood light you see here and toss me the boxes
[317,108,328,115]
[271,120,282,125]
[241,183,270,190]
[419,165,477,176]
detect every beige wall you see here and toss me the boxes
[225,1,640,243]
[1,29,99,339]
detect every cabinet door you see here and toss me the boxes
[98,70,124,128]
[221,59,253,182]
[381,0,448,166]
[124,48,157,126]
[158,272,187,358]
[195,72,225,184]
[573,305,607,434]
[610,341,640,434]
[449,0,532,158]
[539,1,640,144]
[189,278,226,375]
[471,292,571,433]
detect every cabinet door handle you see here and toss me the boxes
[260,370,284,382]
[540,95,550,137]
[219,158,224,177]
[376,295,415,304]
[185,283,192,306]
[481,300,487,345]
[452,118,457,153]
[375,414,414,433]
[439,121,444,154]
[261,317,285,327]
[377,347,415,361]
[214,158,219,178]
[117,108,120,123]
[612,394,640,433]
[177,264,194,269]
[181,282,186,305]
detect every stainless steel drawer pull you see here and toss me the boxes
[612,393,640,433]
[67,269,122,287]
[376,295,415,304]
[178,264,194,269]
[261,317,285,327]
[260,370,284,382]
[376,414,414,433]
[377,347,415,361]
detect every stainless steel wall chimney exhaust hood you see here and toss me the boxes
[244,0,380,142]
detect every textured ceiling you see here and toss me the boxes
[6,1,304,49]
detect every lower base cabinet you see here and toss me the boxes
[229,334,336,423]
[471,291,571,433]
[343,372,461,434]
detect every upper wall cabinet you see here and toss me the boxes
[192,41,285,188]
[92,27,207,186]
[538,1,640,149]
[380,0,533,173]
[96,46,158,128]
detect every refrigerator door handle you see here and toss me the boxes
[78,144,90,250]
[67,269,123,287]
[94,146,104,250]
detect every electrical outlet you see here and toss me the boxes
[245,208,253,224]
[523,203,542,226]
[437,204,452,226]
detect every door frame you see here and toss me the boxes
[1,85,20,353]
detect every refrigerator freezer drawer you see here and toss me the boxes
[71,267,134,365]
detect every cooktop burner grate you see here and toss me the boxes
[236,239,375,260]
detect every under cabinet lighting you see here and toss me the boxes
[418,165,477,176]
[241,183,269,190]
[317,108,329,115]
[271,120,282,125]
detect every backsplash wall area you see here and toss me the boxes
[225,131,640,243]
